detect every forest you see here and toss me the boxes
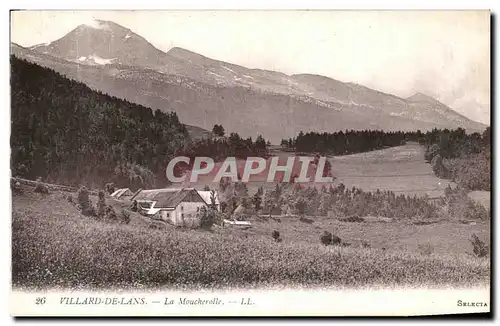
[11,56,189,189]
[421,127,491,191]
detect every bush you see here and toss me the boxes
[320,231,342,246]
[11,178,23,195]
[77,186,95,217]
[96,191,107,219]
[33,178,49,194]
[105,183,115,195]
[105,205,117,221]
[424,144,440,162]
[121,209,131,224]
[447,193,489,221]
[450,152,490,191]
[272,230,281,242]
[470,234,489,258]
[199,206,216,230]
[33,184,49,194]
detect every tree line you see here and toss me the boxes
[210,178,488,222]
[281,130,419,155]
[179,132,269,161]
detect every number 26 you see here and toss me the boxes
[35,297,46,305]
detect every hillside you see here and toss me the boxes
[12,187,490,290]
[10,56,189,188]
[12,20,487,142]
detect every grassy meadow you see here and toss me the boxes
[12,188,490,291]
[174,143,456,197]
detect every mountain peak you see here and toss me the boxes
[29,20,168,68]
[407,92,439,103]
[73,19,131,36]
[167,47,205,59]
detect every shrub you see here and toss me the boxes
[470,234,489,258]
[199,206,216,230]
[320,231,342,246]
[272,230,281,242]
[105,183,115,195]
[33,184,49,194]
[424,144,440,162]
[105,205,117,221]
[331,234,342,245]
[130,200,138,212]
[33,178,49,194]
[320,231,332,246]
[121,209,131,224]
[77,186,95,217]
[96,191,107,219]
[11,178,23,195]
[447,193,489,221]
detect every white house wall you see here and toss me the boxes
[160,201,206,227]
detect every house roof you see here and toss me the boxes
[110,188,133,198]
[131,188,203,208]
[197,190,220,206]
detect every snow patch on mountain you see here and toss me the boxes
[30,42,50,49]
[76,55,115,65]
[207,71,224,79]
[242,74,255,80]
[221,66,236,74]
[83,19,111,31]
[91,55,115,65]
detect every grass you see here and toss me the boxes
[169,143,457,197]
[12,188,490,291]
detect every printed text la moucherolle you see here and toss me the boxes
[54,296,254,306]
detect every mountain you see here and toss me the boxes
[29,20,170,68]
[15,20,487,142]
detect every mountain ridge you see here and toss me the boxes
[13,20,487,142]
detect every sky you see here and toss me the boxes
[10,10,490,124]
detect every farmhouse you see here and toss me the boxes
[131,188,208,226]
[110,188,134,200]
[197,190,221,211]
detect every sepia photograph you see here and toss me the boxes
[9,9,491,317]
